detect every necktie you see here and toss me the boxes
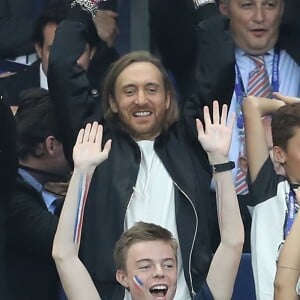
[247,55,272,98]
[235,55,272,195]
[53,198,64,216]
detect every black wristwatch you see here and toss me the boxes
[211,161,235,173]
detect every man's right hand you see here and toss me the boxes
[92,10,119,47]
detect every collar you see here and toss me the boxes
[18,168,43,193]
[18,168,58,211]
[39,63,48,90]
[235,47,274,59]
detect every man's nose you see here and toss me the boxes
[253,6,264,22]
[134,90,147,105]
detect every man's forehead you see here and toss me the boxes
[116,63,164,87]
[227,0,283,5]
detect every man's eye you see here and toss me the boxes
[139,265,150,270]
[241,1,253,8]
[264,1,276,9]
[147,86,157,94]
[125,88,135,95]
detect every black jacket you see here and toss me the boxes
[6,175,60,300]
[48,7,225,300]
[0,99,17,300]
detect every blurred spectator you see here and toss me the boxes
[0,0,118,76]
[0,0,67,73]
[6,88,70,300]
[0,2,119,106]
[0,4,67,105]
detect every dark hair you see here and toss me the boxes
[33,4,67,47]
[15,88,62,159]
[272,102,300,150]
[113,222,178,271]
[102,51,179,131]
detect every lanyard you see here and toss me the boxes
[283,183,300,240]
[284,189,296,239]
[235,48,280,131]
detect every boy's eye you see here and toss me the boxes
[139,264,151,270]
[163,263,175,269]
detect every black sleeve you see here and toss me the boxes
[48,6,103,164]
[183,15,235,139]
[0,99,17,200]
[148,0,219,94]
[7,187,59,257]
[278,0,300,64]
[0,99,17,298]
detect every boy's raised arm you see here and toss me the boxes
[52,122,111,300]
[196,100,244,300]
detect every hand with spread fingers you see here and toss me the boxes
[196,100,235,164]
[73,122,111,172]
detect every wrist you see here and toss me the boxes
[207,154,229,165]
[71,0,101,17]
[73,165,96,176]
[193,0,216,9]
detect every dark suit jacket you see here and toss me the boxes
[0,100,17,300]
[6,175,60,300]
[0,61,40,105]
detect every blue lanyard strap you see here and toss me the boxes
[235,48,280,131]
[284,189,296,239]
[283,182,300,240]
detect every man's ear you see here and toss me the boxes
[273,146,286,164]
[90,46,96,61]
[44,136,56,156]
[34,42,42,60]
[165,92,171,110]
[109,95,118,113]
[219,0,229,16]
[116,269,129,288]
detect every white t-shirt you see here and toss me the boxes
[251,157,299,300]
[124,140,191,300]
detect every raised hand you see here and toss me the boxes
[92,10,119,47]
[273,93,300,105]
[73,122,111,172]
[196,100,235,162]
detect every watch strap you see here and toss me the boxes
[211,161,235,173]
